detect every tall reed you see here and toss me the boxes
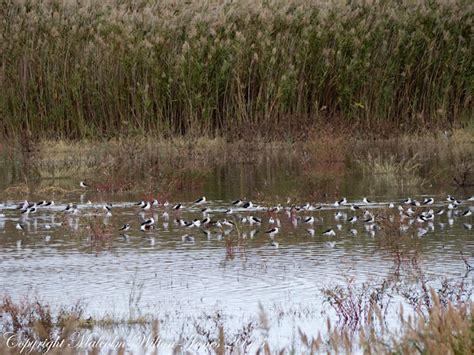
[0,0,472,139]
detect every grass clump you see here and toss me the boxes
[299,288,473,354]
[356,152,427,187]
[0,294,84,347]
[0,0,472,140]
[1,288,472,354]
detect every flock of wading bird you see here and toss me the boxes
[2,181,473,249]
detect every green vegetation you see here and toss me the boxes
[0,0,472,140]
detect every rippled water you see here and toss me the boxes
[0,155,473,352]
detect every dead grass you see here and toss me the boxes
[292,289,473,354]
[0,128,472,199]
[1,285,472,354]
[0,294,83,345]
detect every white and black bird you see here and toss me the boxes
[79,181,89,188]
[303,216,315,225]
[64,203,78,213]
[141,217,155,226]
[249,216,261,225]
[22,205,37,215]
[348,216,358,224]
[194,196,206,204]
[362,197,373,204]
[402,198,412,205]
[172,203,183,210]
[334,197,347,207]
[175,218,187,227]
[416,215,428,223]
[231,199,243,206]
[424,213,434,221]
[265,227,279,237]
[422,197,434,205]
[141,201,151,211]
[242,201,253,209]
[17,200,30,211]
[183,220,195,228]
[364,215,375,224]
[119,224,130,231]
[16,223,24,231]
[103,205,112,216]
[269,205,282,213]
[447,195,456,203]
[322,229,336,237]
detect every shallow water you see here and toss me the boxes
[0,155,473,352]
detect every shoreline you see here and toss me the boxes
[1,128,472,197]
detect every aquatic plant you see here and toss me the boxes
[0,0,472,140]
[1,128,471,198]
[0,294,83,344]
[322,278,391,329]
[80,216,115,253]
[452,157,473,187]
[1,286,472,354]
[192,312,256,354]
[355,152,427,188]
[298,127,349,200]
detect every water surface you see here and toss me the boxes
[0,154,473,352]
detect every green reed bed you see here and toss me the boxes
[0,0,472,139]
